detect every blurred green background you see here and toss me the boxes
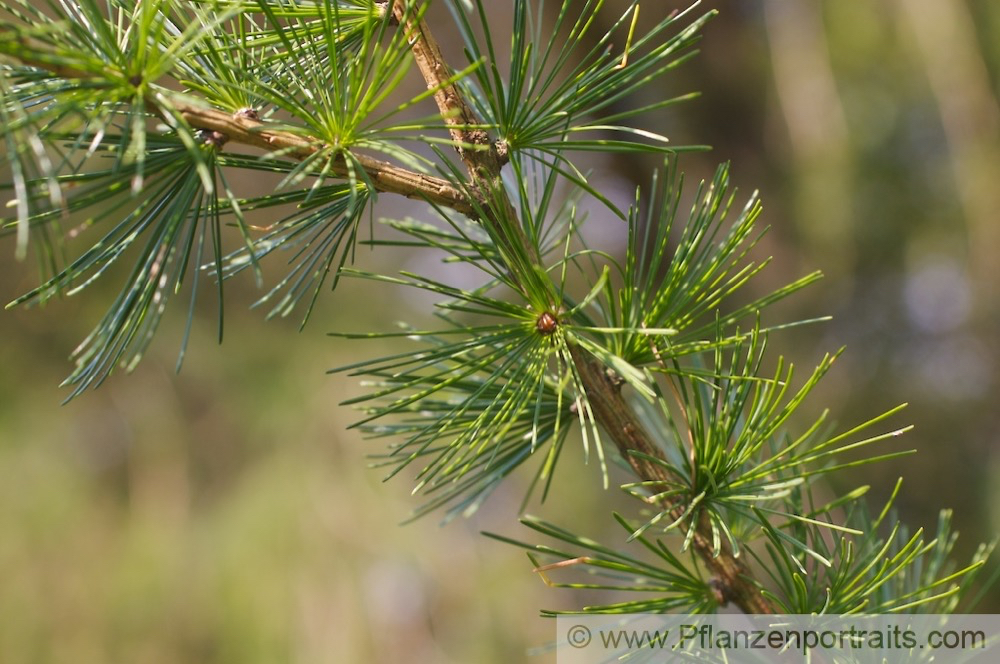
[2,1,998,661]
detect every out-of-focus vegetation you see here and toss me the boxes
[1,1,997,662]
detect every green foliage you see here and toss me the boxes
[487,513,719,614]
[6,134,252,399]
[610,165,823,363]
[752,484,995,614]
[491,500,995,617]
[1,0,992,629]
[224,176,371,322]
[619,335,915,547]
[449,1,710,180]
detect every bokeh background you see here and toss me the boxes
[2,1,998,661]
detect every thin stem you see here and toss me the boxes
[390,0,539,267]
[174,104,477,216]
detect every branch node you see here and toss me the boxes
[197,129,229,149]
[605,367,626,388]
[377,2,399,26]
[494,140,509,166]
[709,578,729,607]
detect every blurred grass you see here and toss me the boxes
[2,0,1000,662]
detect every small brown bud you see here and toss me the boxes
[536,311,558,335]
[709,578,728,607]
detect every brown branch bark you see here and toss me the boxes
[389,1,539,268]
[568,345,773,614]
[172,104,477,217]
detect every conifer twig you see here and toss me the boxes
[390,0,775,614]
[389,0,539,267]
[173,104,477,216]
[568,345,773,614]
